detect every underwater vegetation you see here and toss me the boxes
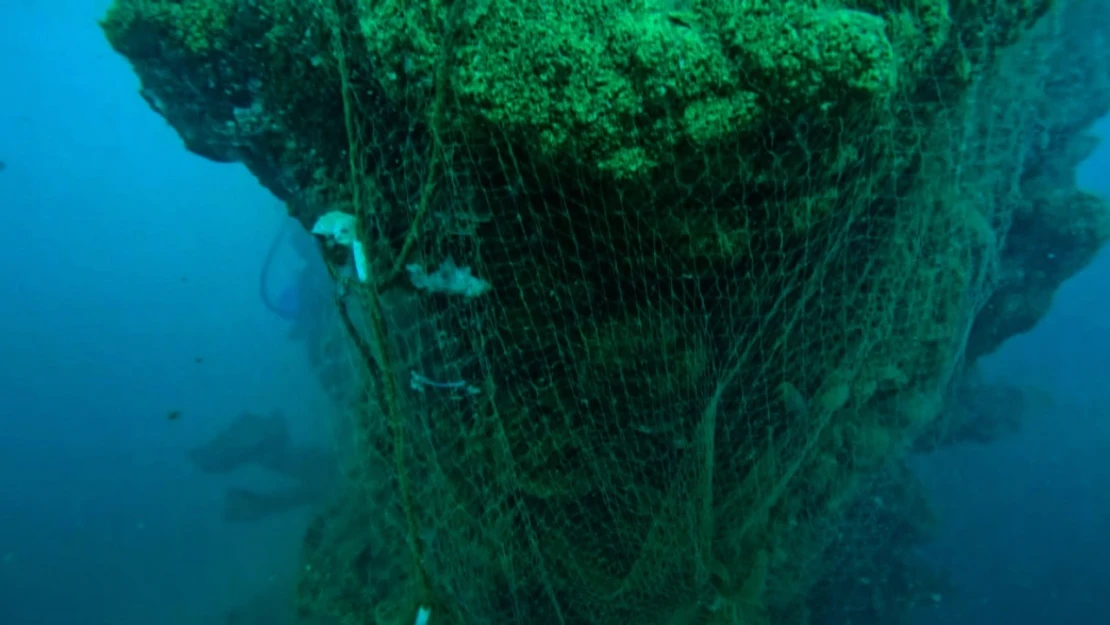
[101,1,1110,625]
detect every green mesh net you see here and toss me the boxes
[99,1,1110,624]
[310,3,1009,623]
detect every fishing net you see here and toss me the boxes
[305,3,1020,624]
[99,1,1110,624]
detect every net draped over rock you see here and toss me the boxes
[101,1,1110,624]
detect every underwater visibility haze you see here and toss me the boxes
[1,1,1109,625]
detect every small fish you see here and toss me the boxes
[0,160,6,172]
[167,410,182,421]
[193,357,204,364]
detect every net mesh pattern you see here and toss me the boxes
[307,3,1053,624]
[95,0,1110,624]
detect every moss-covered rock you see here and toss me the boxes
[97,2,1110,625]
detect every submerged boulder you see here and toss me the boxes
[102,2,1110,625]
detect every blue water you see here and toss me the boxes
[1,3,1108,625]
[1,3,336,624]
